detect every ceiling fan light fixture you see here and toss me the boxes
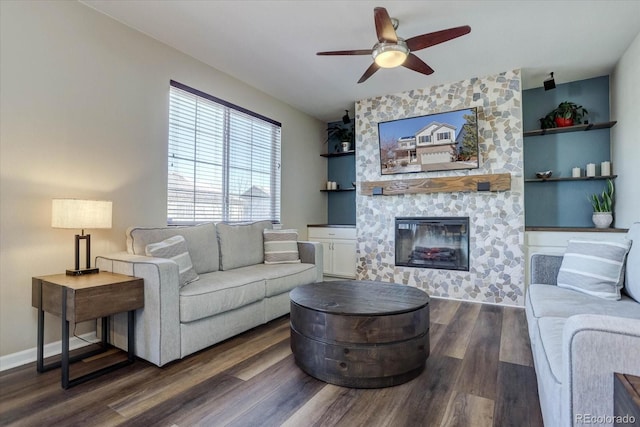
[372,41,409,68]
[316,7,471,83]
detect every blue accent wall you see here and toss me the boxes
[326,120,356,225]
[523,76,612,227]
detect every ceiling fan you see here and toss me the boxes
[317,7,471,83]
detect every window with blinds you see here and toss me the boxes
[167,81,281,225]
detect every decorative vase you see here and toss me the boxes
[555,117,574,127]
[341,142,351,152]
[592,212,613,229]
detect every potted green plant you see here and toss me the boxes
[326,124,354,152]
[589,179,614,228]
[542,101,589,128]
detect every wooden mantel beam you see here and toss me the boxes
[360,173,511,196]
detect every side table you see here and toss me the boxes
[32,272,144,388]
[614,372,640,426]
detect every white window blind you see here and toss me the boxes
[167,81,281,225]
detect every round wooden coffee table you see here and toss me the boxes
[289,280,430,388]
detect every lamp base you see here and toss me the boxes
[66,268,99,276]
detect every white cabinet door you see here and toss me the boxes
[307,227,357,279]
[315,238,333,275]
[331,239,357,278]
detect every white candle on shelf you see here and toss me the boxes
[601,161,611,176]
[586,163,596,177]
[572,167,581,178]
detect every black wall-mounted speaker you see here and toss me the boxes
[544,78,556,91]
[544,72,556,91]
[477,182,490,191]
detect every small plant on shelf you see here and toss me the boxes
[589,179,614,228]
[589,179,614,213]
[541,101,589,129]
[326,124,353,142]
[326,124,354,152]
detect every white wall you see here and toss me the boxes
[611,31,640,227]
[0,1,326,357]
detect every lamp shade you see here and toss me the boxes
[51,199,112,229]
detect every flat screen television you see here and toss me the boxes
[378,107,479,175]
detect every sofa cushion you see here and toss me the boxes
[145,235,199,287]
[217,220,272,270]
[624,223,640,303]
[240,263,318,297]
[537,317,566,384]
[127,223,219,274]
[527,284,640,321]
[556,239,631,300]
[263,229,301,264]
[179,269,265,323]
[526,313,563,427]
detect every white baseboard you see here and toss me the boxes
[0,333,100,372]
[430,294,525,308]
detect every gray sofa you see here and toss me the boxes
[526,222,640,426]
[96,220,322,367]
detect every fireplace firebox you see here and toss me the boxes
[395,217,469,271]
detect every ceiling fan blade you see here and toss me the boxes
[374,7,397,43]
[358,62,380,84]
[406,25,471,51]
[317,49,372,56]
[402,54,435,76]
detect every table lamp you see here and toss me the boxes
[51,199,112,276]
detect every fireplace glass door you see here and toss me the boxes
[395,217,469,271]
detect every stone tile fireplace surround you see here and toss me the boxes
[355,69,525,306]
[395,216,470,272]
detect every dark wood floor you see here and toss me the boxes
[0,298,543,427]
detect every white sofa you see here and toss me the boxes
[526,223,640,426]
[96,221,322,367]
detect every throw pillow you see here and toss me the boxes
[263,229,301,264]
[127,223,218,274]
[557,239,631,300]
[623,223,639,302]
[217,220,272,270]
[145,235,199,287]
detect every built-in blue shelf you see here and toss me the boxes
[321,150,355,158]
[325,120,356,225]
[523,121,616,137]
[523,76,614,228]
[524,175,617,183]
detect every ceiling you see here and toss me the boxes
[81,1,640,123]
